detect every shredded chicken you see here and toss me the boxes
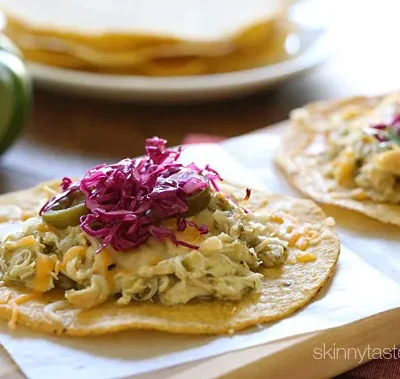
[0,191,294,308]
[324,98,400,204]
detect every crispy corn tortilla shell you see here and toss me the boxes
[15,38,289,76]
[4,19,290,75]
[5,15,280,55]
[276,96,400,227]
[0,0,288,44]
[0,181,339,335]
[0,0,291,76]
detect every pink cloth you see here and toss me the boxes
[337,350,400,378]
[182,133,225,145]
[183,133,397,379]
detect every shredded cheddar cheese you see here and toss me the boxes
[54,259,62,275]
[38,223,59,234]
[61,246,86,268]
[269,214,284,224]
[93,248,115,292]
[149,257,162,266]
[287,226,319,251]
[8,292,42,330]
[288,232,302,247]
[296,251,317,263]
[351,188,369,201]
[295,236,310,251]
[33,253,57,292]
[176,228,204,244]
[21,210,36,221]
[113,268,131,277]
[93,248,113,273]
[8,235,37,249]
[331,148,356,188]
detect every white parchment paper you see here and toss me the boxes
[1,141,400,379]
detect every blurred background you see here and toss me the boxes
[0,0,398,188]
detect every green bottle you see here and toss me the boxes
[0,35,31,154]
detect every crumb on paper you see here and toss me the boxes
[326,217,336,226]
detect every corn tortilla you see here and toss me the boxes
[0,0,291,75]
[4,14,280,54]
[0,181,339,335]
[276,95,400,227]
[4,18,290,75]
[0,0,287,44]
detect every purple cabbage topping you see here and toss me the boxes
[42,137,222,252]
[369,114,400,144]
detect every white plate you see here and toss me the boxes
[27,6,332,103]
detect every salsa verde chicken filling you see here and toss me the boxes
[324,95,400,204]
[277,94,400,228]
[0,138,295,309]
[276,93,400,232]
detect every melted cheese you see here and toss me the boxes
[93,248,115,292]
[61,246,86,268]
[104,272,115,293]
[376,149,400,175]
[332,148,356,188]
[38,223,58,234]
[10,235,37,249]
[109,239,174,275]
[175,227,204,245]
[33,253,57,292]
[93,248,113,272]
[54,259,62,275]
[113,268,131,277]
[8,292,42,330]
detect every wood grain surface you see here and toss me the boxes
[0,0,399,377]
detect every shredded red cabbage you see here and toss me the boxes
[61,177,73,191]
[46,137,222,252]
[370,114,400,145]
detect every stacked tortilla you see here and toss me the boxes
[0,0,291,76]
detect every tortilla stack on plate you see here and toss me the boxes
[0,137,339,335]
[276,93,400,227]
[0,0,293,76]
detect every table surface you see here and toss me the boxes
[2,0,399,190]
[0,0,399,377]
